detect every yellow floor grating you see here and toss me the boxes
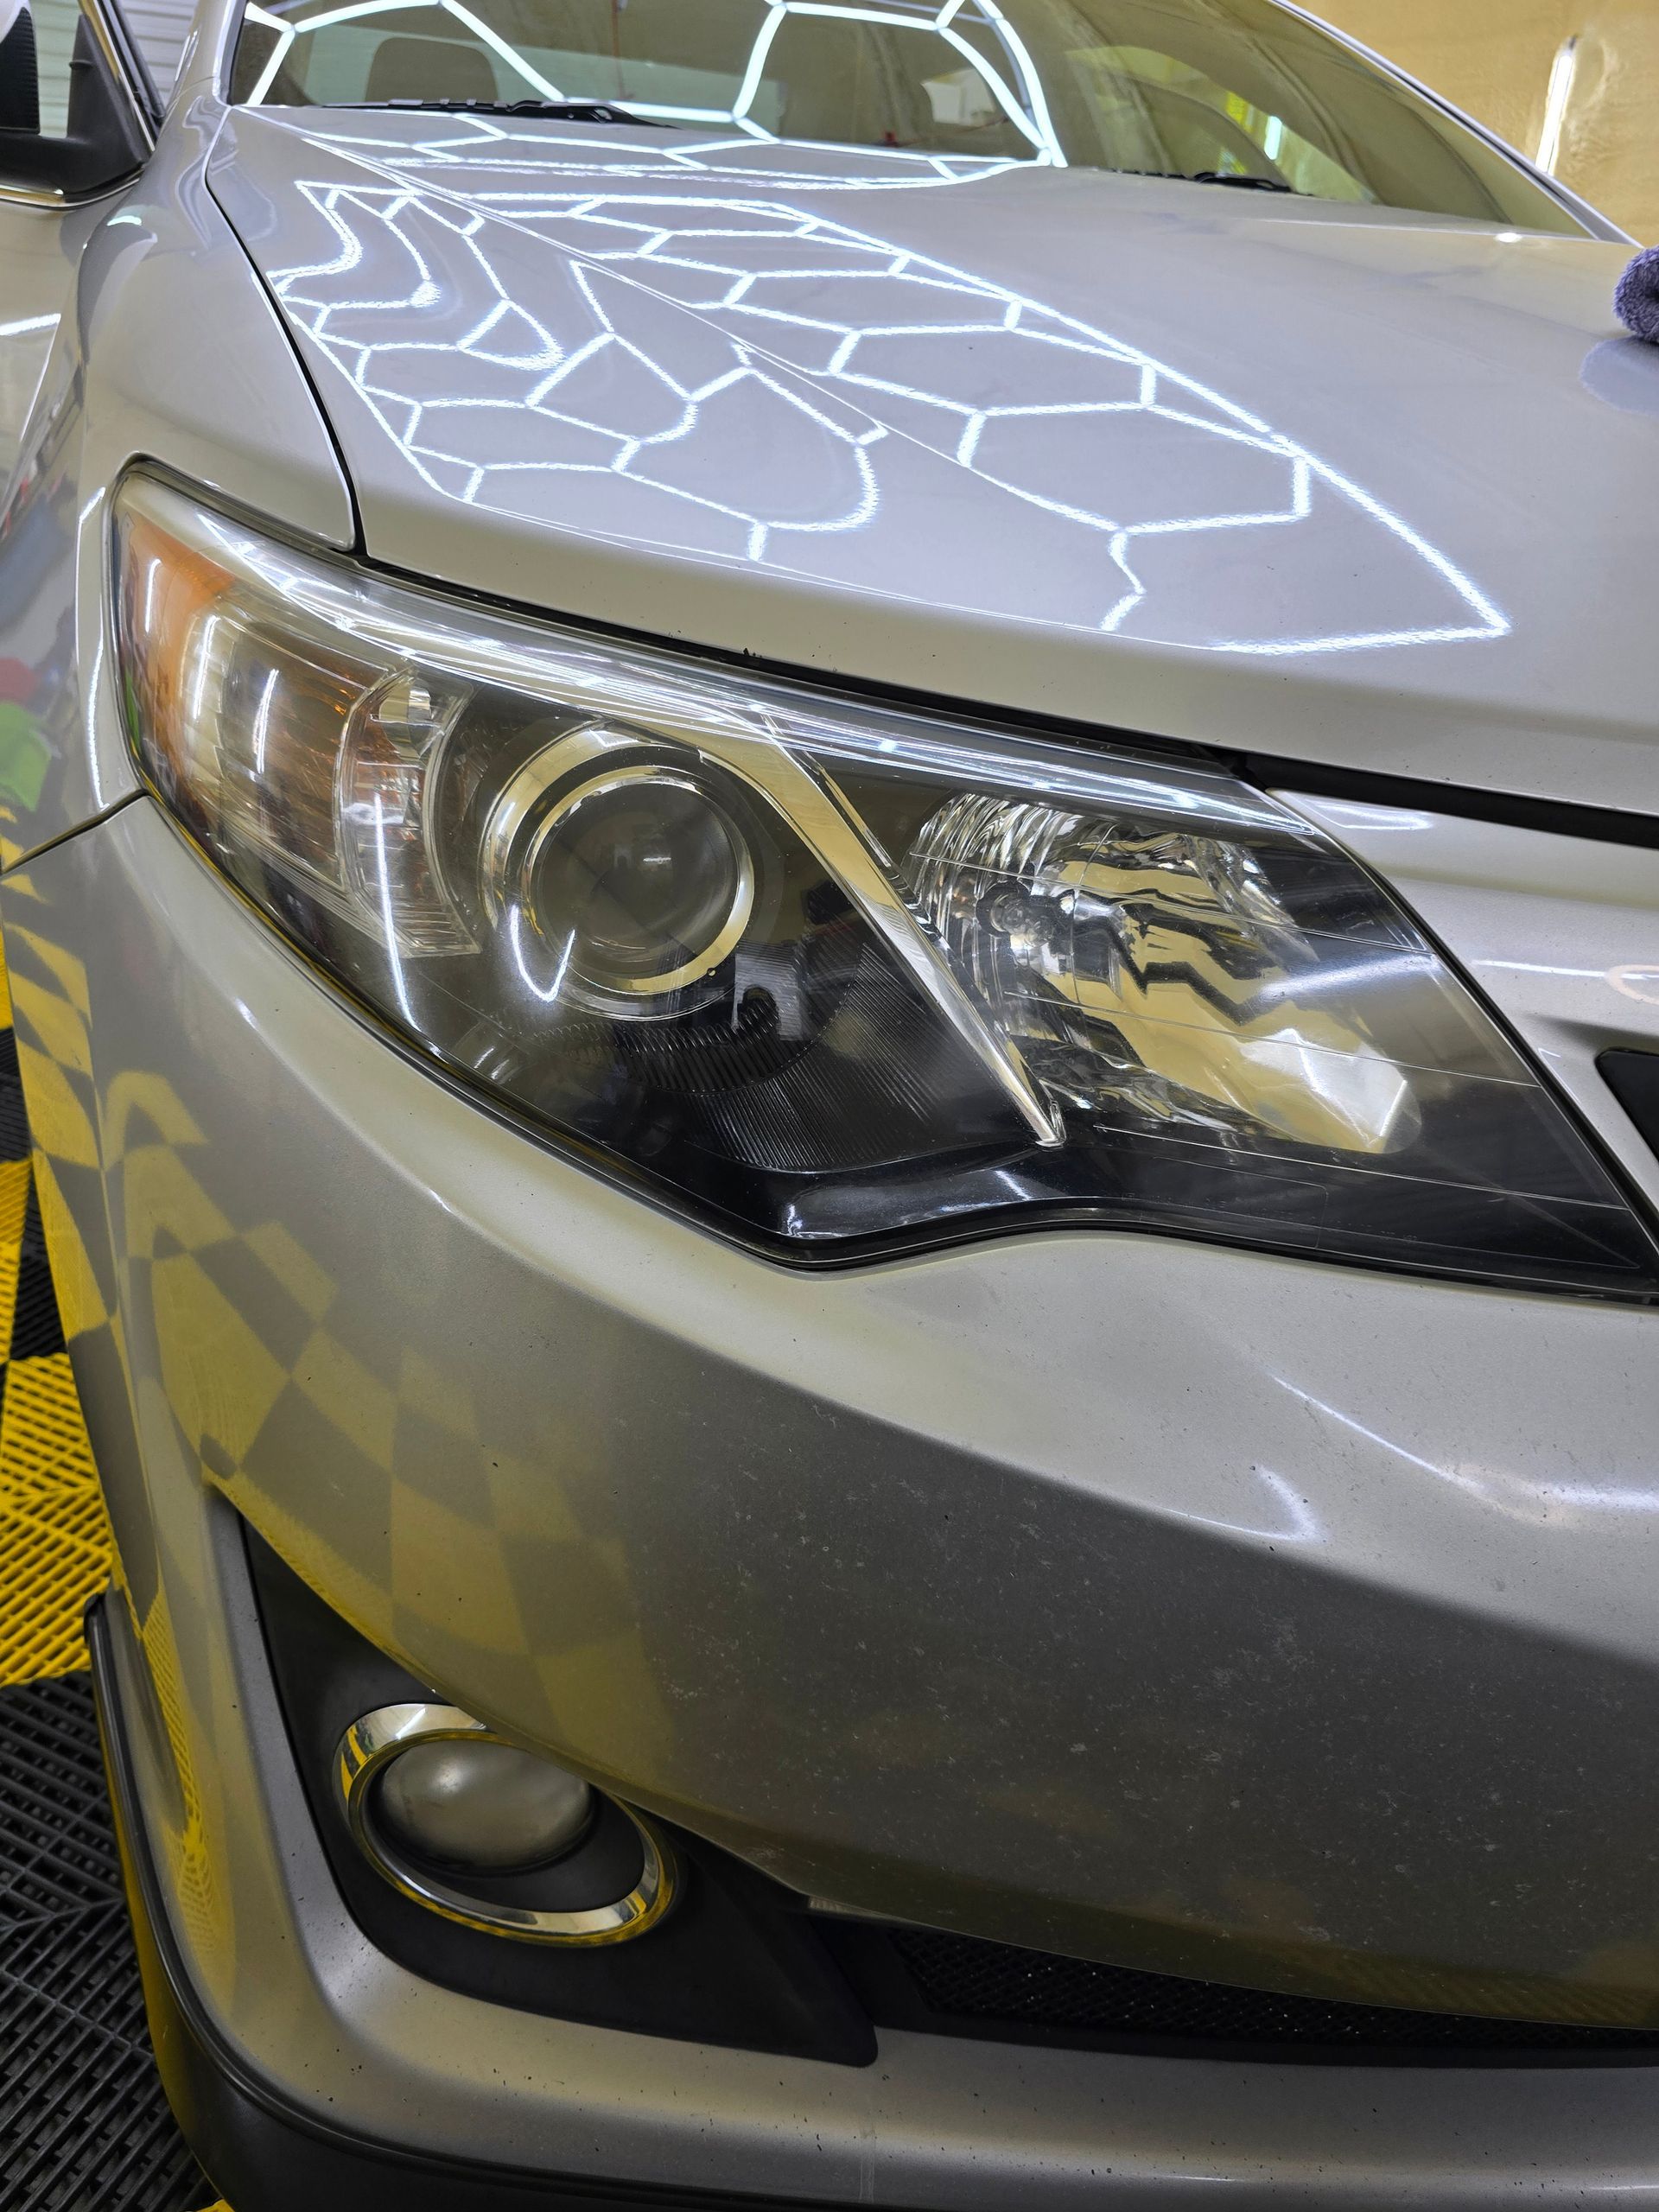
[0,915,111,1689]
[0,909,111,1690]
[0,1351,113,1688]
[0,922,225,2209]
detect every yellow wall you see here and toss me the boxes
[1313,1,1658,239]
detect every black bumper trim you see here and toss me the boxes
[87,1594,878,2212]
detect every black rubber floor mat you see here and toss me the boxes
[0,1671,213,2210]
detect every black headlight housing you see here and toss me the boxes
[113,471,1659,1300]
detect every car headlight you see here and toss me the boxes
[111,473,1656,1298]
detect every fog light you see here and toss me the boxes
[335,1703,675,1944]
[376,1736,594,1872]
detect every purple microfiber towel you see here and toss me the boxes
[1615,245,1659,344]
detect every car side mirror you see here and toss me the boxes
[0,3,149,198]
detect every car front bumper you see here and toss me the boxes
[16,791,1659,2205]
[86,1492,1659,2212]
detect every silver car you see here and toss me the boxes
[4,0,1659,2204]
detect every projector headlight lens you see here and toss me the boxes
[112,473,1658,1300]
[518,773,750,998]
[477,740,757,1009]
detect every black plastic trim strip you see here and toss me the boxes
[1600,1051,1659,1165]
[1238,753,1659,856]
[87,1593,885,2212]
[818,1917,1659,2073]
[95,0,163,130]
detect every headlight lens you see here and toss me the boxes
[113,474,1656,1298]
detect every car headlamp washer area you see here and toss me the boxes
[336,1701,676,1944]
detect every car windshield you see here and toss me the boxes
[228,0,1585,235]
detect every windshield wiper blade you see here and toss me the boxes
[1190,168,1296,192]
[1124,167,1297,193]
[362,98,669,125]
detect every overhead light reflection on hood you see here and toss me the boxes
[247,115,1509,660]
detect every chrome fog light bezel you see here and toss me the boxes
[334,1703,675,1945]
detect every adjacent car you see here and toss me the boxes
[3,0,1659,2204]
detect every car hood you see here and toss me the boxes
[208,108,1659,815]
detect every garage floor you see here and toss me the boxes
[0,938,220,2211]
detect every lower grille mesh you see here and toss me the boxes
[888,1926,1659,2053]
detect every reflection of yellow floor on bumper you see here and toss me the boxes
[0,924,224,2212]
